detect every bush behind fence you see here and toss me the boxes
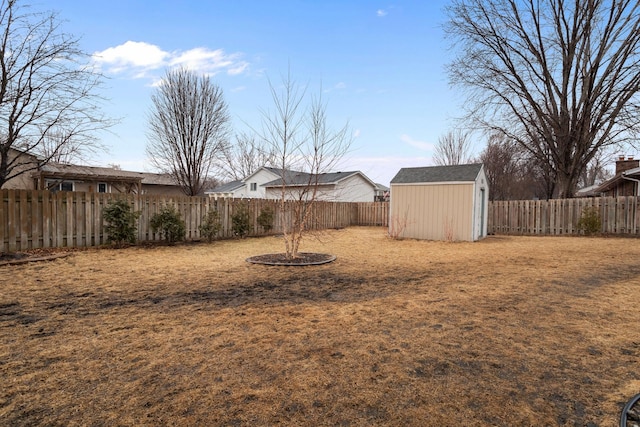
[0,189,390,252]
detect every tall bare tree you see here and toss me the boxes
[478,133,524,200]
[38,127,107,164]
[217,131,276,181]
[0,0,111,188]
[259,72,351,259]
[446,0,640,198]
[433,129,472,165]
[578,149,614,188]
[147,67,230,196]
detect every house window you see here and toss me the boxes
[250,182,257,191]
[97,183,108,193]
[47,180,74,193]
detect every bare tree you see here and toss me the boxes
[147,67,230,196]
[217,131,276,181]
[433,129,472,166]
[479,132,562,200]
[38,127,107,164]
[446,0,640,198]
[0,0,112,188]
[578,150,614,188]
[479,133,524,200]
[259,72,351,259]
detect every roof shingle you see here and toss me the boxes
[391,164,483,184]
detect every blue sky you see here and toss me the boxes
[45,0,470,185]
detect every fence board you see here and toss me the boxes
[487,196,640,236]
[6,190,640,251]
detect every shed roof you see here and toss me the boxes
[391,164,484,184]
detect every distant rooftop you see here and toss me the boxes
[37,163,177,186]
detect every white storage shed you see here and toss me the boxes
[389,163,489,242]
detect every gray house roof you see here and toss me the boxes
[207,180,245,193]
[263,171,368,187]
[391,164,484,184]
[37,162,177,186]
[594,165,640,193]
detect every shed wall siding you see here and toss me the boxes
[391,183,474,241]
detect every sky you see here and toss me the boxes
[42,0,471,186]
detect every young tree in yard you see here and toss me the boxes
[0,0,112,188]
[147,67,230,196]
[259,73,351,259]
[446,0,640,198]
[433,130,472,166]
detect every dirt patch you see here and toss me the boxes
[0,228,639,426]
[0,248,78,266]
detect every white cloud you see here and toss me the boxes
[353,129,361,138]
[377,9,388,17]
[93,41,249,80]
[323,82,347,93]
[93,41,168,75]
[400,134,434,151]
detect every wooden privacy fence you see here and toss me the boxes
[489,196,640,236]
[0,189,390,252]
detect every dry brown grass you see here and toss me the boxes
[1,227,639,426]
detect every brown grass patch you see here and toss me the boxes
[1,227,639,426]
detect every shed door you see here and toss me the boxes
[479,188,486,238]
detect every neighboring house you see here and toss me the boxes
[374,183,390,202]
[242,167,284,199]
[207,166,378,202]
[205,167,282,199]
[206,180,245,199]
[575,184,600,198]
[1,148,38,190]
[390,163,489,242]
[262,170,377,202]
[2,148,184,195]
[593,156,640,197]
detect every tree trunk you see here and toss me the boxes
[554,171,578,199]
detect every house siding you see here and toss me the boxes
[264,184,334,201]
[334,174,375,202]
[2,150,37,190]
[244,168,280,199]
[602,180,638,197]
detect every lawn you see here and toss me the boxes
[1,227,639,426]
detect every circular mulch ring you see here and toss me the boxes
[246,252,336,266]
[621,393,640,427]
